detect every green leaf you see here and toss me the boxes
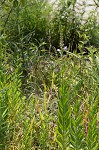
[13,0,18,7]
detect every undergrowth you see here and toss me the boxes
[0,47,99,149]
[0,0,99,149]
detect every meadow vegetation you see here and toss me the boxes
[0,0,99,149]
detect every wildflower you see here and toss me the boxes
[63,46,68,51]
[56,48,62,56]
[57,49,61,52]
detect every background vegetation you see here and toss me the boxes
[0,0,99,149]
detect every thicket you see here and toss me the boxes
[0,0,99,149]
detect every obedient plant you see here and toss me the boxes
[56,53,99,149]
[69,79,85,150]
[56,63,70,150]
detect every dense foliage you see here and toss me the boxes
[0,0,99,149]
